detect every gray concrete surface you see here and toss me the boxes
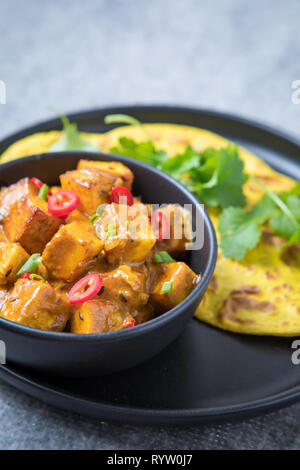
[0,0,299,450]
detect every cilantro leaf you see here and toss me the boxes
[219,194,281,260]
[106,114,247,209]
[219,207,262,260]
[194,146,247,208]
[110,137,168,167]
[161,146,200,179]
[163,145,247,208]
[269,195,300,239]
[111,137,247,209]
[252,178,300,243]
[219,188,300,259]
[50,112,100,152]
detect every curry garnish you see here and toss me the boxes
[154,251,174,264]
[161,281,173,294]
[38,184,49,201]
[17,253,42,276]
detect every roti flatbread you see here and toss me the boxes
[0,131,104,163]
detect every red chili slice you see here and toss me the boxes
[151,211,169,241]
[68,274,103,305]
[21,273,45,282]
[124,318,136,329]
[31,177,44,189]
[20,272,31,280]
[48,190,80,218]
[110,186,134,206]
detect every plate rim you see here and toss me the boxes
[0,104,299,424]
[0,103,300,153]
[1,362,300,425]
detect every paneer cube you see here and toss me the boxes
[94,265,149,313]
[77,160,134,190]
[150,262,197,311]
[94,203,156,264]
[0,278,70,331]
[65,209,90,225]
[42,221,104,282]
[0,227,7,243]
[4,194,61,254]
[0,242,29,285]
[155,204,193,254]
[70,299,135,334]
[60,168,123,215]
[135,305,155,325]
[0,287,9,310]
[49,186,62,195]
[0,178,38,223]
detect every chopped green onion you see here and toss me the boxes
[126,220,135,234]
[154,251,174,264]
[17,254,42,276]
[96,204,107,216]
[29,273,45,283]
[90,213,100,224]
[161,281,173,294]
[38,184,49,201]
[105,223,117,238]
[91,204,108,223]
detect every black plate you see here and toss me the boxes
[0,105,299,424]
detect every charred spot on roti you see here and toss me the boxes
[248,184,259,193]
[266,271,275,280]
[220,287,276,324]
[209,275,218,291]
[282,284,293,291]
[272,286,281,293]
[247,265,256,272]
[254,175,279,185]
[169,136,185,144]
[261,228,284,247]
[281,244,300,267]
[231,285,261,295]
[220,309,255,325]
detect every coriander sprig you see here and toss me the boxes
[219,182,300,259]
[107,114,247,210]
[252,176,299,230]
[104,113,300,260]
[104,114,151,140]
[49,109,100,152]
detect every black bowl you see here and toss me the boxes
[0,151,217,377]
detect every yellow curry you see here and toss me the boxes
[0,159,198,333]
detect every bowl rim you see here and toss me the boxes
[0,150,217,342]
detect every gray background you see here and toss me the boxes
[0,0,299,450]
